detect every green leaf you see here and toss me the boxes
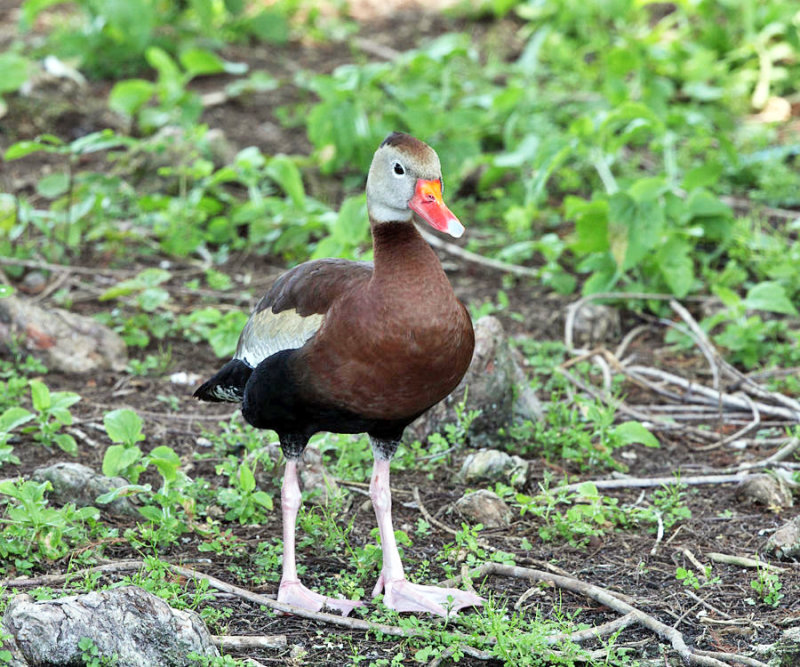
[0,407,34,432]
[104,409,145,446]
[36,172,69,199]
[0,53,32,93]
[266,155,305,208]
[612,421,660,448]
[567,197,609,254]
[30,379,51,411]
[252,491,273,510]
[69,130,129,155]
[96,484,149,504]
[607,191,664,270]
[4,140,51,161]
[179,48,225,77]
[21,0,68,27]
[139,505,164,522]
[247,8,289,44]
[686,190,732,218]
[656,237,694,298]
[145,47,182,87]
[743,282,799,316]
[682,163,722,191]
[239,462,255,493]
[103,444,143,477]
[100,269,171,301]
[332,195,368,243]
[109,79,155,118]
[147,445,181,482]
[54,433,78,455]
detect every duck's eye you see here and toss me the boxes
[393,162,405,176]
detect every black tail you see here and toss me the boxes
[194,359,253,403]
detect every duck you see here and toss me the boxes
[194,132,482,617]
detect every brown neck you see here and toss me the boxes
[370,221,441,280]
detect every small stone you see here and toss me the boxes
[765,515,800,559]
[737,474,793,508]
[455,489,511,528]
[458,448,528,488]
[299,445,339,505]
[408,316,542,447]
[1,586,218,666]
[20,272,47,295]
[32,462,137,517]
[169,371,201,386]
[571,303,620,345]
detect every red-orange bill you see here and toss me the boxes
[409,179,464,238]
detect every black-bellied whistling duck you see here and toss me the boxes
[194,132,481,617]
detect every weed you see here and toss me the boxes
[77,637,118,666]
[0,406,34,467]
[215,459,274,524]
[102,409,146,483]
[0,479,99,575]
[676,565,719,590]
[23,380,80,455]
[749,564,784,608]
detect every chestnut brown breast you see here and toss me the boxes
[297,222,474,421]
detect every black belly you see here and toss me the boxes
[241,350,416,442]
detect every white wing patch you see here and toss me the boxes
[235,308,324,368]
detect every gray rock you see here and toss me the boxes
[299,444,339,505]
[765,515,800,559]
[753,626,800,666]
[570,303,620,346]
[455,489,512,528]
[0,296,127,373]
[1,586,218,666]
[408,316,542,447]
[458,448,528,488]
[32,462,137,517]
[737,474,793,508]
[20,272,47,295]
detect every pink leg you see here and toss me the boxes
[369,446,484,617]
[277,458,362,616]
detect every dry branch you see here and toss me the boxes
[706,553,786,573]
[416,225,541,279]
[456,562,732,666]
[213,635,287,649]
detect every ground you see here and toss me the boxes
[0,4,799,667]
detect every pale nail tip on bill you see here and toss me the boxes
[447,219,465,238]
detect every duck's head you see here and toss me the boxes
[366,132,464,238]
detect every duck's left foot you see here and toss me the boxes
[372,574,484,616]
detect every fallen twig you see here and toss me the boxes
[547,611,637,644]
[561,472,753,492]
[412,486,458,536]
[706,553,786,573]
[627,366,798,421]
[649,512,665,556]
[213,635,287,649]
[682,590,732,620]
[454,562,732,666]
[694,649,770,667]
[416,225,541,279]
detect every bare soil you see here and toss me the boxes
[1,5,798,667]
